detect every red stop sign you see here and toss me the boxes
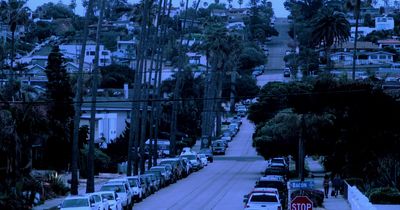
[291,196,313,210]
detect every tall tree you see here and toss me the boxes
[311,7,350,70]
[0,0,29,77]
[238,0,243,8]
[87,0,104,193]
[71,0,94,195]
[45,46,74,171]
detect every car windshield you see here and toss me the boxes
[62,198,89,207]
[181,155,196,160]
[127,179,138,187]
[199,154,206,158]
[256,181,285,190]
[151,167,166,172]
[100,185,126,193]
[250,194,278,202]
[272,159,284,164]
[101,193,115,201]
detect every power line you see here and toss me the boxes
[0,88,370,106]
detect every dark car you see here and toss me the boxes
[211,140,226,155]
[199,149,214,163]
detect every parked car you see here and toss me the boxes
[126,176,144,201]
[255,175,287,203]
[59,195,99,210]
[198,154,208,166]
[140,174,158,193]
[100,183,132,209]
[87,192,109,210]
[159,158,184,179]
[180,154,202,171]
[144,170,165,188]
[149,166,172,184]
[198,149,214,163]
[97,191,123,210]
[244,192,282,210]
[106,178,134,206]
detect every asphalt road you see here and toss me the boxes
[135,18,292,210]
[257,18,295,87]
[135,118,266,210]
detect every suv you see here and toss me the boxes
[212,140,226,155]
[100,182,132,209]
[107,178,135,206]
[180,154,202,171]
[126,176,144,201]
[244,192,282,210]
[59,195,99,210]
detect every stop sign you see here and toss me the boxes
[291,196,313,210]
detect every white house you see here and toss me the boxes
[117,40,136,56]
[375,16,394,31]
[377,39,400,51]
[60,43,112,67]
[330,51,394,66]
[351,26,375,39]
[80,98,132,144]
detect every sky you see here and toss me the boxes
[26,0,290,17]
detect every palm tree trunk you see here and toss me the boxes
[352,0,360,80]
[10,30,15,78]
[230,68,236,113]
[87,0,104,193]
[71,0,94,195]
[170,0,189,156]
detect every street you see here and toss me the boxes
[257,18,297,87]
[135,118,266,210]
[135,18,291,210]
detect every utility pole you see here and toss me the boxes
[298,115,305,181]
[71,0,93,195]
[352,0,361,80]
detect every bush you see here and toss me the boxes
[46,174,69,196]
[368,187,400,204]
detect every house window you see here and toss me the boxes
[86,51,90,56]
[101,51,109,56]
[90,51,95,56]
[339,55,345,61]
[370,55,377,59]
[379,55,386,59]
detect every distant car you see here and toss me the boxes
[180,154,202,171]
[59,195,98,210]
[126,176,144,201]
[212,140,226,155]
[283,70,290,77]
[97,191,123,210]
[198,154,208,166]
[198,148,214,163]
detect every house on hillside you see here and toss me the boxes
[331,41,379,52]
[60,43,112,67]
[330,51,394,66]
[378,39,400,51]
[375,16,394,31]
[211,9,228,17]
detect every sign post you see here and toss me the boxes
[291,196,313,210]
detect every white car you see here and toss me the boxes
[126,176,144,201]
[244,192,281,210]
[98,191,123,210]
[87,192,109,210]
[100,183,132,209]
[59,195,98,210]
[107,178,134,205]
[198,154,208,166]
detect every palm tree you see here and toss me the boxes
[71,0,94,195]
[238,0,243,8]
[0,0,29,78]
[311,7,350,70]
[347,0,361,80]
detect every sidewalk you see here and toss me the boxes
[33,173,123,210]
[305,157,351,210]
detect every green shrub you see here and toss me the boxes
[47,174,69,196]
[368,187,400,204]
